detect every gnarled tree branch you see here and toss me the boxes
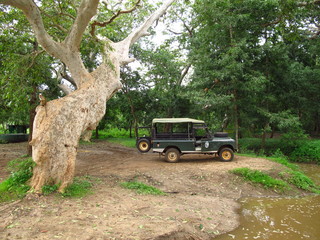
[114,0,176,65]
[90,0,141,37]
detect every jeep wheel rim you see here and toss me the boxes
[139,142,148,151]
[168,152,178,161]
[222,151,231,160]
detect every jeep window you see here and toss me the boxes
[193,123,211,139]
[154,122,190,139]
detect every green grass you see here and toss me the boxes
[61,176,94,198]
[279,170,320,194]
[121,181,165,195]
[0,157,95,202]
[107,137,136,148]
[234,151,320,194]
[230,168,289,191]
[0,157,35,202]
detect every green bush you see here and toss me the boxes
[290,140,320,164]
[239,138,320,163]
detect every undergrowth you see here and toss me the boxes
[0,157,95,202]
[0,157,35,202]
[121,181,165,195]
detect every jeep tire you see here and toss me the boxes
[165,148,180,163]
[137,138,151,153]
[218,147,234,162]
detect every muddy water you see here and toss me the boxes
[215,164,320,240]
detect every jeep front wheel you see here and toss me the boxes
[137,139,151,153]
[165,148,180,163]
[218,148,234,162]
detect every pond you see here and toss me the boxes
[215,164,320,240]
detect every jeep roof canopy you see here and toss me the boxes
[152,118,205,124]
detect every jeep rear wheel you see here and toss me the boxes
[219,148,234,162]
[165,148,180,163]
[137,139,151,153]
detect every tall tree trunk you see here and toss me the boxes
[233,91,239,150]
[30,57,121,192]
[27,86,37,156]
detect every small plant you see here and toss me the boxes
[231,168,289,190]
[0,157,35,202]
[42,184,59,195]
[121,181,165,195]
[61,177,93,198]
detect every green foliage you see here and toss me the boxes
[0,157,35,202]
[290,140,320,164]
[61,177,93,198]
[121,181,165,195]
[280,170,320,194]
[236,152,320,193]
[97,128,131,139]
[42,184,59,196]
[239,138,320,164]
[231,168,289,190]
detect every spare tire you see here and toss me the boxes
[137,138,151,153]
[214,132,228,138]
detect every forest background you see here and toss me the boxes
[1,0,320,163]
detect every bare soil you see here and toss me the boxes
[0,140,298,240]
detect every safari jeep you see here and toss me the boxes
[136,118,236,163]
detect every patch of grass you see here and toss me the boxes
[121,181,165,195]
[108,138,136,148]
[280,170,320,194]
[0,157,35,202]
[61,176,93,198]
[235,151,320,194]
[42,184,59,196]
[231,168,289,191]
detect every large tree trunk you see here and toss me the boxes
[30,57,121,192]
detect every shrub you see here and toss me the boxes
[239,138,320,163]
[290,140,320,164]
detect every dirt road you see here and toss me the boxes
[0,140,290,239]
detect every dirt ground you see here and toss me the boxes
[0,140,297,240]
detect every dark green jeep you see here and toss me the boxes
[136,118,236,163]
